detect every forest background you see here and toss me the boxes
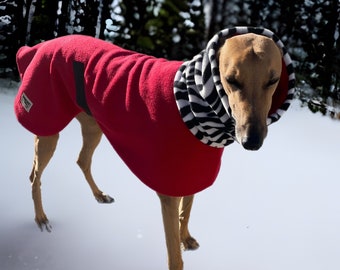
[0,0,339,115]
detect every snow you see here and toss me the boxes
[1,78,340,270]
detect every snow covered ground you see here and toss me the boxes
[1,78,340,270]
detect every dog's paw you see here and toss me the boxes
[35,217,52,233]
[96,193,115,204]
[181,237,200,251]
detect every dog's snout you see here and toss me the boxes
[237,124,266,151]
[241,135,263,150]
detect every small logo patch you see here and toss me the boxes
[21,93,33,112]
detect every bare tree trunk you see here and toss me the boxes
[25,0,36,44]
[99,0,112,39]
[57,0,71,36]
[206,0,217,39]
[96,0,114,38]
[82,0,99,36]
[321,0,340,93]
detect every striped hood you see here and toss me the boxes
[174,26,296,148]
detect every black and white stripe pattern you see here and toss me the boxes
[174,26,296,148]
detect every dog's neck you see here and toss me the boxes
[174,50,236,148]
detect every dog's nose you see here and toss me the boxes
[241,135,263,151]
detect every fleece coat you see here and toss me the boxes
[15,35,223,196]
[15,28,294,196]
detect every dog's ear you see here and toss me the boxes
[216,38,228,65]
[216,47,221,65]
[217,36,228,49]
[275,43,283,57]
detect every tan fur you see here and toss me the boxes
[219,33,282,150]
[28,33,282,269]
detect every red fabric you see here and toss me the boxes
[269,60,289,115]
[15,35,223,196]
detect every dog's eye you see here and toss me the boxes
[266,77,280,88]
[226,77,242,89]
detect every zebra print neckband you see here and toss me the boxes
[173,26,296,148]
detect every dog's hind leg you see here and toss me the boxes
[179,195,199,250]
[30,134,59,232]
[158,193,183,270]
[76,112,114,204]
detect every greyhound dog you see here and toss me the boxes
[14,27,295,270]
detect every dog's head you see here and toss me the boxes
[218,33,282,150]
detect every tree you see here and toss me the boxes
[71,0,99,36]
[98,0,112,39]
[29,0,59,44]
[205,0,340,103]
[104,0,205,59]
[0,0,24,77]
[1,0,339,107]
[57,0,71,37]
[294,0,339,97]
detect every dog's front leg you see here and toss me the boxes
[158,193,183,270]
[179,195,199,250]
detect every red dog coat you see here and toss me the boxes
[15,35,223,196]
[15,28,294,196]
